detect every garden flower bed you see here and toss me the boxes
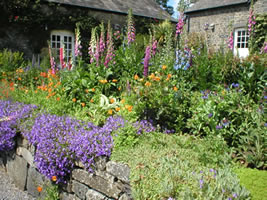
[0,8,266,200]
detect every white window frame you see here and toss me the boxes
[234,28,249,58]
[50,30,75,63]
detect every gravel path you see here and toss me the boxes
[0,170,36,200]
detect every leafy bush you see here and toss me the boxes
[0,49,27,72]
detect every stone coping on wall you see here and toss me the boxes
[0,134,132,200]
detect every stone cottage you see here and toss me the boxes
[185,0,267,57]
[0,0,172,61]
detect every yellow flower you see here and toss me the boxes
[99,80,108,84]
[108,109,113,115]
[112,79,118,83]
[120,98,125,104]
[173,86,178,91]
[148,73,155,80]
[154,76,161,81]
[145,81,151,87]
[162,65,167,70]
[72,98,77,102]
[115,107,120,112]
[91,88,96,92]
[90,99,94,103]
[81,102,85,107]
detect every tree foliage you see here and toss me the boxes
[155,0,174,15]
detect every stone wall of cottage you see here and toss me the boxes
[0,2,127,60]
[186,0,267,51]
[0,134,132,200]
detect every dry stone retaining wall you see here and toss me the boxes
[0,134,132,200]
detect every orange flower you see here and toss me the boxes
[81,102,85,107]
[56,97,60,101]
[85,89,89,93]
[51,176,57,182]
[125,105,133,112]
[108,109,113,115]
[112,79,118,83]
[120,98,125,104]
[118,87,121,91]
[145,81,151,87]
[91,88,96,92]
[72,98,77,102]
[37,186,42,192]
[148,73,155,80]
[162,65,167,70]
[17,77,21,81]
[173,86,178,91]
[110,98,115,104]
[134,74,139,80]
[115,107,120,112]
[167,74,172,79]
[154,76,161,81]
[90,99,94,103]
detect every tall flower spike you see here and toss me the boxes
[48,44,56,74]
[74,25,82,57]
[176,12,185,37]
[99,22,106,54]
[104,22,115,68]
[228,32,234,50]
[143,46,151,77]
[248,8,256,36]
[127,9,135,45]
[88,27,97,64]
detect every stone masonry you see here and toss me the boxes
[185,0,267,50]
[0,134,133,200]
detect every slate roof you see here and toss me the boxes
[45,0,174,21]
[185,0,249,13]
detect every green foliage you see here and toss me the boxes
[249,13,267,54]
[235,168,267,200]
[0,49,26,72]
[43,183,59,200]
[112,123,140,148]
[111,133,248,200]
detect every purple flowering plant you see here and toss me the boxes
[0,100,37,152]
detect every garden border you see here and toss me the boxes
[0,133,132,200]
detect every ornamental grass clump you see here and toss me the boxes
[0,100,37,152]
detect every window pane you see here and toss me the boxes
[64,36,67,42]
[238,37,241,42]
[52,43,55,48]
[69,37,72,42]
[242,37,245,42]
[238,31,241,36]
[52,35,56,41]
[68,44,72,49]
[57,35,60,41]
[245,43,248,48]
[241,43,245,48]
[242,31,246,35]
[57,43,60,48]
[237,43,241,48]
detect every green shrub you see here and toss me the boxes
[0,49,27,72]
